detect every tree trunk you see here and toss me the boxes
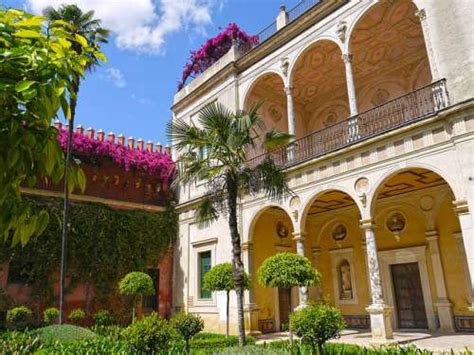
[318,343,325,355]
[226,290,230,337]
[59,75,80,324]
[288,288,293,345]
[226,174,246,346]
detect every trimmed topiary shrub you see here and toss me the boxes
[203,263,251,336]
[68,309,86,324]
[190,333,255,351]
[171,312,204,353]
[122,312,175,353]
[118,271,155,322]
[34,324,97,343]
[93,309,115,326]
[43,307,60,325]
[290,303,345,355]
[6,306,33,330]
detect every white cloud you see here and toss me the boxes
[131,93,152,105]
[27,0,219,53]
[105,67,126,88]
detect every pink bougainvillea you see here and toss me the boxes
[178,23,258,90]
[57,129,175,184]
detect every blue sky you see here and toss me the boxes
[4,0,301,144]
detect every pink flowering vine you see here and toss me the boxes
[57,129,175,184]
[178,23,258,90]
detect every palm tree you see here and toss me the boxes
[44,4,109,324]
[167,102,292,346]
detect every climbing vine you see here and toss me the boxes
[0,196,177,318]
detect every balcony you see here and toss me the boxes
[247,80,449,169]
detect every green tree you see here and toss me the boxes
[171,312,204,353]
[167,102,292,346]
[258,252,320,343]
[203,263,250,337]
[118,271,155,323]
[0,9,98,247]
[291,303,345,355]
[44,4,109,324]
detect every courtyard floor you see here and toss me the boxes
[256,330,474,353]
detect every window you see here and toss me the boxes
[142,268,159,314]
[198,251,212,299]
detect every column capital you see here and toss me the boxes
[425,229,439,241]
[453,199,469,215]
[342,53,353,64]
[241,241,254,251]
[359,219,375,230]
[292,231,306,241]
[311,246,321,256]
[415,9,427,22]
[284,86,294,95]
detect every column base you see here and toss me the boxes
[435,299,455,333]
[366,303,394,342]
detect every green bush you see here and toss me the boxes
[118,271,155,322]
[93,309,115,326]
[36,335,130,354]
[6,306,33,330]
[0,331,42,354]
[35,324,97,343]
[290,303,345,354]
[68,308,86,324]
[43,307,60,325]
[190,333,255,351]
[122,312,175,353]
[171,312,204,352]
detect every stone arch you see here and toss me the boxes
[299,186,362,234]
[288,36,343,87]
[247,204,295,243]
[367,163,461,217]
[348,0,431,113]
[241,70,286,110]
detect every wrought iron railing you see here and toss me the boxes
[247,80,449,169]
[238,0,322,56]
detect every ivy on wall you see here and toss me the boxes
[0,196,177,317]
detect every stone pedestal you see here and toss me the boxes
[244,303,261,335]
[366,303,394,343]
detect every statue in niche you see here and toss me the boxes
[339,259,353,300]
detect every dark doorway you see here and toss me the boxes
[391,262,428,329]
[142,268,160,314]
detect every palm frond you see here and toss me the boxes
[263,130,293,151]
[195,196,219,227]
[167,118,210,152]
[250,157,292,200]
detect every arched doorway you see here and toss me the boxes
[350,0,432,113]
[301,190,370,329]
[249,206,295,333]
[371,167,471,332]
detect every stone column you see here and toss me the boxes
[293,232,309,308]
[453,200,474,311]
[415,9,439,81]
[342,53,359,141]
[311,247,323,301]
[425,230,455,332]
[241,241,260,334]
[285,86,296,161]
[360,219,393,342]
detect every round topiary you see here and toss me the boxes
[171,312,204,352]
[291,303,345,355]
[43,307,60,325]
[68,309,86,324]
[35,324,97,343]
[119,271,155,322]
[93,309,115,326]
[203,263,250,336]
[6,306,33,330]
[122,312,175,353]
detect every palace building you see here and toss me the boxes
[171,0,474,341]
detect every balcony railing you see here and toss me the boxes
[247,79,449,169]
[238,0,322,56]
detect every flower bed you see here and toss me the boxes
[178,23,258,90]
